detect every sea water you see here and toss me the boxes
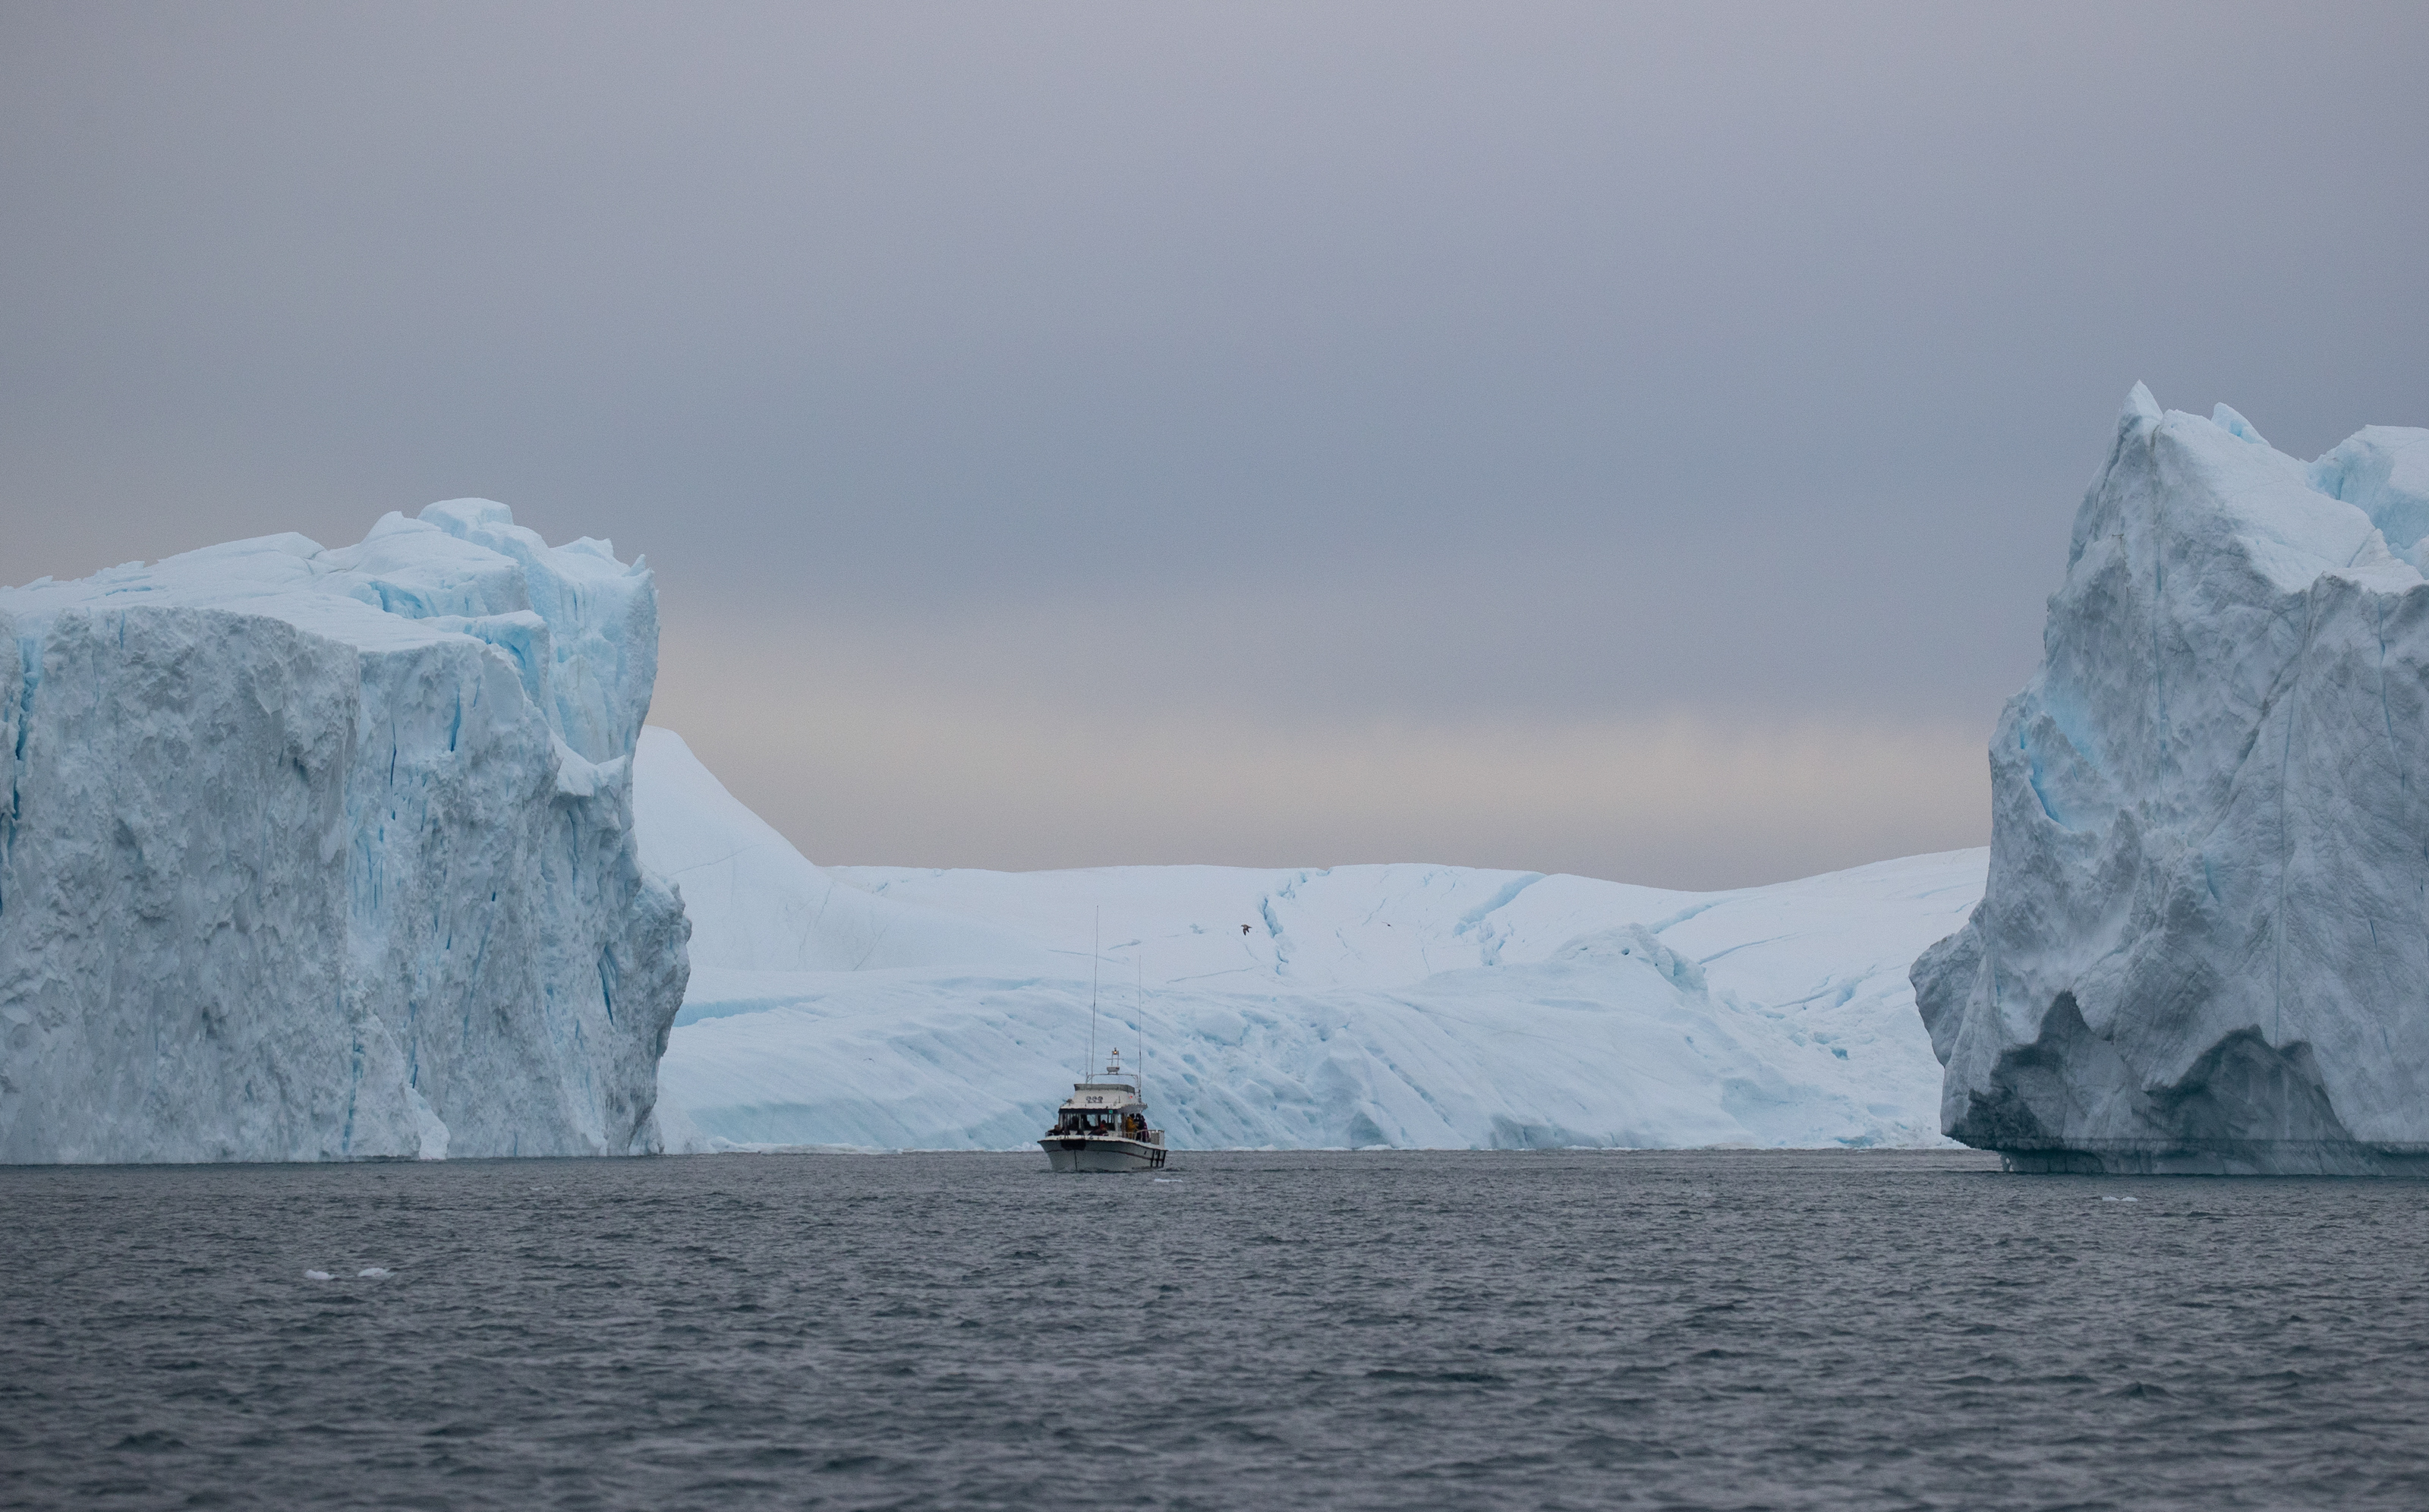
[5,1150,2427,1509]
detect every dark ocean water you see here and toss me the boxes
[6,1150,2429,1510]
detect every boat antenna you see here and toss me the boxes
[1089,906,1099,1076]
[1136,951,1147,1100]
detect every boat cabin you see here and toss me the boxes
[1050,1077,1152,1139]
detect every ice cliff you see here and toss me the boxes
[0,502,688,1163]
[637,729,1983,1151]
[1916,388,2429,1174]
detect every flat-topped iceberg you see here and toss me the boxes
[0,502,688,1163]
[637,728,1983,1151]
[1916,389,2429,1174]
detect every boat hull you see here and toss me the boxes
[1040,1136,1167,1173]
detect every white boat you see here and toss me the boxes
[1039,1049,1167,1172]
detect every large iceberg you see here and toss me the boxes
[0,502,688,1163]
[1916,389,2429,1174]
[637,728,1983,1150]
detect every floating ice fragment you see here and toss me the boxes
[304,1270,332,1281]
[357,1267,393,1279]
[2100,1196,2139,1203]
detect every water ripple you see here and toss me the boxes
[5,1150,2429,1508]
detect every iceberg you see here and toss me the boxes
[1915,389,2429,1174]
[0,502,688,1163]
[637,729,1982,1150]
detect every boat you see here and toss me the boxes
[1040,1047,1167,1172]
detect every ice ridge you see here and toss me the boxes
[633,729,1983,1151]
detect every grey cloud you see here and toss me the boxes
[4,2,2423,880]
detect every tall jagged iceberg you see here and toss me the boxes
[1915,388,2429,1174]
[0,502,688,1163]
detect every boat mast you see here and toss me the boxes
[1089,906,1099,1077]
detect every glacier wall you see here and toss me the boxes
[1915,388,2429,1174]
[0,502,688,1163]
[636,728,1983,1151]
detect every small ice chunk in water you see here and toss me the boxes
[304,1270,332,1281]
[357,1267,393,1278]
[2100,1196,2139,1203]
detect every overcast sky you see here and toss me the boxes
[6,2,2425,887]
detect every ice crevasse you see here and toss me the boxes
[0,502,688,1162]
[1915,388,2429,1174]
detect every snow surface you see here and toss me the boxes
[638,729,1983,1151]
[0,502,688,1163]
[1916,390,2429,1174]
